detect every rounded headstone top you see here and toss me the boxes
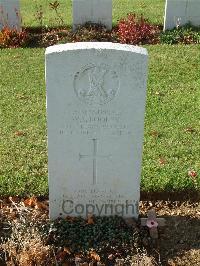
[45,42,148,56]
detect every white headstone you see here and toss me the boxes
[0,0,21,30]
[73,0,112,30]
[46,42,148,219]
[164,0,200,31]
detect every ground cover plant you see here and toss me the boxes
[160,23,200,44]
[0,198,199,265]
[1,14,200,48]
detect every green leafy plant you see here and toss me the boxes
[49,1,64,26]
[160,24,200,44]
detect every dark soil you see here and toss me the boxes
[140,201,200,265]
[0,197,199,265]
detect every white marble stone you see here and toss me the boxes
[73,0,112,30]
[46,42,148,219]
[0,0,20,30]
[164,0,200,31]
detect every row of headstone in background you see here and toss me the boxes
[0,0,20,30]
[73,0,112,30]
[164,0,200,30]
[46,42,148,219]
[74,0,200,31]
[1,0,200,32]
[0,0,112,31]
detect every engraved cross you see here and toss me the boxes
[79,139,111,185]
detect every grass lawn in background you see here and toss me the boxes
[20,0,164,28]
[0,45,199,196]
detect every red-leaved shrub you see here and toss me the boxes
[117,13,159,45]
[0,27,29,48]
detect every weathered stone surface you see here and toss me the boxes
[46,42,148,219]
[164,0,200,30]
[73,0,112,30]
[0,0,20,30]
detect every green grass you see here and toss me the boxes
[20,0,164,28]
[143,45,200,192]
[0,49,47,195]
[0,45,199,196]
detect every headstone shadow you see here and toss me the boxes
[147,214,200,264]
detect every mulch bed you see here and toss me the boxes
[0,197,199,265]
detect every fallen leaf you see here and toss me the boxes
[150,130,160,137]
[87,214,94,225]
[90,251,100,261]
[188,170,197,178]
[185,127,195,133]
[159,158,167,165]
[14,131,26,137]
[24,197,37,207]
[64,247,71,255]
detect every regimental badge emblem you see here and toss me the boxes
[74,64,119,105]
